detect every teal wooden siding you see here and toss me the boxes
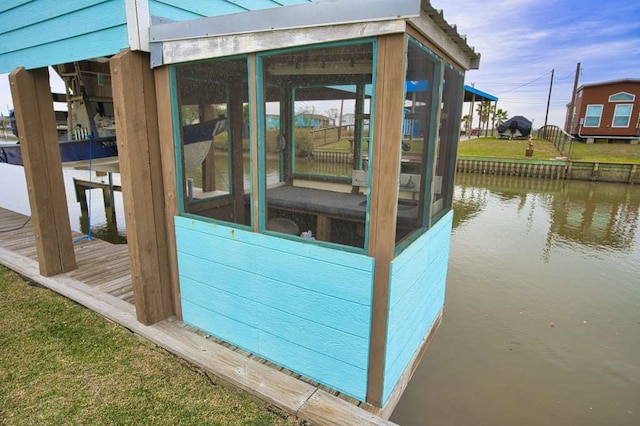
[382,211,453,403]
[149,0,315,21]
[0,0,127,73]
[174,216,375,400]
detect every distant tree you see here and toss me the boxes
[493,108,508,128]
[461,114,472,136]
[476,100,492,135]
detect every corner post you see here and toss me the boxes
[110,49,175,325]
[366,33,408,406]
[9,66,77,276]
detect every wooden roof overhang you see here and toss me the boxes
[149,0,480,71]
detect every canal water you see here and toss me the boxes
[1,163,638,425]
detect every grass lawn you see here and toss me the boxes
[569,142,640,163]
[457,137,562,161]
[0,266,298,425]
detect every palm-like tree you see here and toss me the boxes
[476,100,492,135]
[493,108,508,128]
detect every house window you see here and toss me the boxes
[612,104,633,127]
[174,57,251,227]
[584,105,603,127]
[609,92,635,102]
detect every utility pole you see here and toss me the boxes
[568,62,581,133]
[543,69,554,134]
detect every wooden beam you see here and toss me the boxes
[249,54,260,232]
[9,67,76,276]
[366,33,407,407]
[230,82,246,224]
[110,50,174,325]
[154,66,183,319]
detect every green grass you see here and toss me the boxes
[0,266,299,425]
[569,142,640,163]
[458,137,562,161]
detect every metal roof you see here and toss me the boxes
[464,85,498,102]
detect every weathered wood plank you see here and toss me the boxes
[111,49,174,325]
[154,65,182,319]
[9,66,76,275]
[366,33,407,406]
[298,390,396,425]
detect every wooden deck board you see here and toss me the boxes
[0,207,396,424]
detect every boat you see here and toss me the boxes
[0,61,226,173]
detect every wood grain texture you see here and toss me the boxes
[249,54,260,232]
[366,33,407,407]
[298,390,397,426]
[154,66,183,319]
[9,66,76,276]
[111,50,174,325]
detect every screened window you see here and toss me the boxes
[584,105,603,127]
[394,38,441,246]
[612,104,633,127]
[433,63,464,220]
[174,58,251,226]
[259,42,374,249]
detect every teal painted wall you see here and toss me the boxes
[0,0,128,73]
[0,0,317,73]
[149,0,315,21]
[382,211,453,403]
[174,216,375,400]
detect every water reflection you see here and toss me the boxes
[391,172,640,426]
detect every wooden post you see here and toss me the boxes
[249,54,261,232]
[9,67,77,276]
[366,33,407,406]
[110,50,175,325]
[154,66,183,319]
[230,82,246,224]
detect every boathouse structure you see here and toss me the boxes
[0,0,480,413]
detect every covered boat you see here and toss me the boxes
[497,115,532,139]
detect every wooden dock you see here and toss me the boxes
[0,206,396,425]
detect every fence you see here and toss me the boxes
[537,124,574,157]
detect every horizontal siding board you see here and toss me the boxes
[175,216,373,271]
[0,0,108,35]
[1,2,126,55]
[150,0,246,18]
[180,276,369,367]
[177,229,373,304]
[381,212,453,404]
[175,217,373,400]
[178,251,371,338]
[0,0,31,14]
[183,300,368,399]
[0,26,128,73]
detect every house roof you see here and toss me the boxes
[577,78,640,92]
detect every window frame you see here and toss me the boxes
[584,104,603,127]
[612,104,633,128]
[608,92,635,102]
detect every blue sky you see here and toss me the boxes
[431,0,640,127]
[1,0,639,129]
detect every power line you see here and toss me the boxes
[495,70,553,95]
